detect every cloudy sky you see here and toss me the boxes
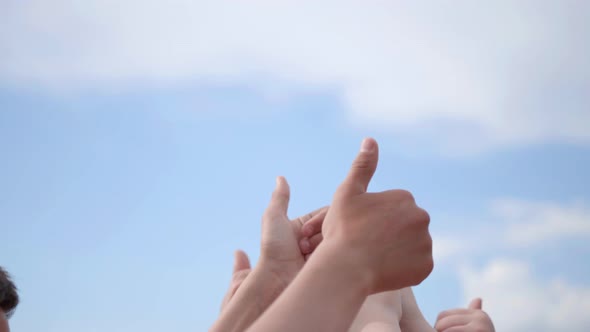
[1,1,589,331]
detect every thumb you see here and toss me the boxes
[265,176,290,218]
[338,138,379,197]
[233,250,251,273]
[468,298,482,310]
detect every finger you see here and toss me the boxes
[294,205,329,227]
[221,265,250,313]
[231,270,250,289]
[299,232,324,254]
[436,309,471,322]
[468,298,482,310]
[301,208,328,237]
[441,327,467,332]
[434,314,471,332]
[337,137,379,197]
[233,250,251,273]
[307,232,324,252]
[265,176,290,218]
[220,292,231,313]
[299,237,311,254]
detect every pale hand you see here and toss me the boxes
[259,176,327,286]
[435,298,495,332]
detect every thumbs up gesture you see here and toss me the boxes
[320,138,433,294]
[435,298,496,332]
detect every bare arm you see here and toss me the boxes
[210,264,286,332]
[246,242,372,332]
[361,322,401,332]
[248,138,433,332]
[399,287,436,332]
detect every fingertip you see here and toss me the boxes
[232,250,240,272]
[339,138,379,197]
[274,176,290,197]
[299,238,311,254]
[469,297,482,310]
[275,175,289,188]
[234,250,251,271]
[360,137,377,153]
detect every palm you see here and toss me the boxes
[259,177,327,281]
[261,215,305,268]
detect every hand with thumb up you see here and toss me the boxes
[435,298,496,332]
[320,137,433,294]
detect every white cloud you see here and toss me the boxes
[432,234,475,263]
[434,200,590,330]
[493,199,590,247]
[1,1,589,151]
[432,199,590,262]
[460,259,590,332]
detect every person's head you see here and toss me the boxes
[0,267,18,332]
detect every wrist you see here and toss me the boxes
[210,265,287,332]
[310,239,374,297]
[247,264,288,310]
[256,255,302,288]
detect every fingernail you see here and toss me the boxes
[360,138,375,152]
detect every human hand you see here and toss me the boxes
[318,137,433,294]
[217,177,327,311]
[219,250,251,313]
[211,192,327,332]
[435,298,495,332]
[258,176,328,285]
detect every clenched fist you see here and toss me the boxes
[321,138,433,294]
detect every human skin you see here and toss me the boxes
[222,267,496,332]
[218,140,493,332]
[434,298,495,332]
[302,205,492,332]
[0,312,9,332]
[301,211,436,332]
[245,137,433,332]
[209,176,328,332]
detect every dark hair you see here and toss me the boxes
[0,267,19,318]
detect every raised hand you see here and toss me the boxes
[259,176,328,285]
[219,250,251,313]
[435,298,495,332]
[245,138,434,332]
[320,137,433,294]
[210,179,327,332]
[215,179,327,315]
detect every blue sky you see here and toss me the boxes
[1,1,590,331]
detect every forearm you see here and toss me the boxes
[210,266,285,332]
[246,242,371,332]
[399,288,436,332]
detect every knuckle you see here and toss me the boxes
[233,269,250,281]
[271,191,289,204]
[396,189,415,202]
[418,208,430,225]
[229,284,240,296]
[420,255,434,280]
[353,157,372,170]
